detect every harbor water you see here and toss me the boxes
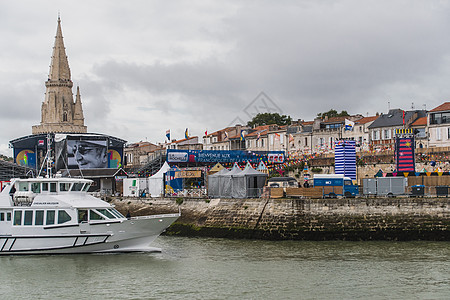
[0,236,449,299]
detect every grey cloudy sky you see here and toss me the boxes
[1,0,449,156]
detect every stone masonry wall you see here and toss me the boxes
[111,197,450,241]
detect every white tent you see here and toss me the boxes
[148,162,171,197]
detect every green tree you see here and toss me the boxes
[317,109,349,119]
[247,113,292,127]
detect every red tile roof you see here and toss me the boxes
[411,116,427,126]
[301,121,314,125]
[170,136,198,144]
[430,102,450,112]
[356,116,378,124]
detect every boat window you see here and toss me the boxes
[7,212,11,221]
[0,212,4,221]
[82,183,91,192]
[71,183,84,192]
[58,210,72,224]
[35,210,44,225]
[46,210,55,225]
[89,210,105,221]
[13,211,22,226]
[42,183,49,192]
[50,183,57,193]
[110,208,125,218]
[78,209,88,223]
[24,211,33,226]
[96,209,116,219]
[18,182,29,191]
[31,182,41,193]
[59,183,71,192]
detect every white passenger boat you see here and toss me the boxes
[0,177,179,254]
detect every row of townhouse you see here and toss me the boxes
[202,102,450,155]
[124,102,450,169]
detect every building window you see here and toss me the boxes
[372,130,379,140]
[319,138,324,146]
[430,112,450,125]
[305,137,308,146]
[383,129,391,140]
[436,128,442,140]
[63,111,68,122]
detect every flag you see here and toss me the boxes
[225,131,229,139]
[344,119,355,131]
[185,128,189,139]
[289,134,294,143]
[205,129,208,136]
[166,130,170,141]
[240,130,245,141]
[402,110,405,125]
[257,132,261,140]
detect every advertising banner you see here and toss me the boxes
[175,170,202,178]
[166,149,285,164]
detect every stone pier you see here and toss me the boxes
[111,197,450,241]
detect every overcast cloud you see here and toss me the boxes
[1,0,450,156]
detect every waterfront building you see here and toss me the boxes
[124,141,163,169]
[410,116,428,149]
[428,102,450,148]
[203,125,249,151]
[341,115,379,152]
[245,125,270,152]
[368,109,427,151]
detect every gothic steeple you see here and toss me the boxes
[47,17,72,86]
[73,86,85,125]
[32,17,87,134]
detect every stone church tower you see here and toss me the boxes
[32,17,87,134]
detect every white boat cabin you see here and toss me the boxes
[0,177,125,230]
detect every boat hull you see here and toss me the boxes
[0,213,179,255]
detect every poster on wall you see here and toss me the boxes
[67,138,108,169]
[15,149,36,169]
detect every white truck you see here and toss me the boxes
[363,177,408,197]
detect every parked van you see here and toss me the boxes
[313,174,358,198]
[267,177,298,188]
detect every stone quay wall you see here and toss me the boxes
[111,197,450,241]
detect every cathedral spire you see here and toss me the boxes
[32,18,86,134]
[47,17,72,84]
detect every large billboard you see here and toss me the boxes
[55,135,123,170]
[166,149,285,164]
[67,138,108,169]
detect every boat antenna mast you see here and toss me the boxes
[38,134,54,178]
